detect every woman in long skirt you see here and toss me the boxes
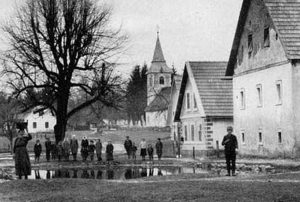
[13,129,32,179]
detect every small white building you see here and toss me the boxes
[18,107,56,133]
[174,61,233,156]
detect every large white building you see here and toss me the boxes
[226,0,300,157]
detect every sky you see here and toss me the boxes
[0,0,243,76]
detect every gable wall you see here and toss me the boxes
[234,0,288,75]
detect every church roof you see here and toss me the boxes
[226,0,300,76]
[145,87,171,112]
[148,35,173,74]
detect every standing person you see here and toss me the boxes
[13,128,32,180]
[106,141,114,163]
[95,139,102,162]
[70,135,79,161]
[45,137,52,162]
[147,144,154,161]
[222,126,238,176]
[62,138,70,161]
[57,141,63,162]
[124,136,132,159]
[34,139,42,163]
[51,142,57,160]
[155,138,163,161]
[139,139,147,161]
[81,136,89,162]
[88,140,96,161]
[131,142,137,160]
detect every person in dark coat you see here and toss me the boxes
[13,129,32,179]
[106,141,114,163]
[88,140,96,161]
[131,142,137,160]
[155,138,163,160]
[51,142,57,160]
[57,141,63,162]
[45,138,52,162]
[95,139,102,162]
[62,138,70,161]
[81,136,89,161]
[147,144,154,161]
[124,136,132,159]
[34,139,42,163]
[222,126,238,176]
[70,135,78,161]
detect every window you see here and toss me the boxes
[184,125,188,141]
[198,124,202,141]
[240,89,245,109]
[159,76,164,85]
[45,122,49,129]
[33,122,37,129]
[278,131,282,144]
[193,94,197,109]
[264,27,270,47]
[191,125,195,141]
[276,80,282,105]
[248,33,253,57]
[241,132,245,144]
[258,132,262,144]
[256,84,262,107]
[186,93,191,110]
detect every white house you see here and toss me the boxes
[145,33,173,127]
[225,0,300,157]
[18,107,56,133]
[174,61,233,156]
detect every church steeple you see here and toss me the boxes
[152,33,166,63]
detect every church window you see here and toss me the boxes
[184,125,188,141]
[191,124,195,141]
[193,93,197,109]
[198,124,202,141]
[159,76,164,85]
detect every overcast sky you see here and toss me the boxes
[0,0,243,76]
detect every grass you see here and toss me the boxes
[1,176,300,201]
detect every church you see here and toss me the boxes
[144,34,173,127]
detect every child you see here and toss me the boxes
[88,140,96,161]
[57,141,63,162]
[34,139,42,163]
[147,144,154,161]
[131,142,137,160]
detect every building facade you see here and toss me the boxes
[174,62,233,156]
[226,0,300,157]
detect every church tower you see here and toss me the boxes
[147,33,172,105]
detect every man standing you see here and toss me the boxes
[222,126,238,176]
[70,135,78,161]
[95,139,102,162]
[124,136,132,159]
[106,141,114,163]
[45,137,52,162]
[155,138,163,161]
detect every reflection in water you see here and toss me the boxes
[29,166,207,180]
[107,169,114,179]
[97,170,103,179]
[46,170,51,179]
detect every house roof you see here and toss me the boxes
[148,35,173,74]
[175,62,233,120]
[145,87,171,112]
[226,0,300,76]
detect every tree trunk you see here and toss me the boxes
[55,88,69,144]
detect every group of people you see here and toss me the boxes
[124,136,163,161]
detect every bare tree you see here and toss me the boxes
[1,0,127,143]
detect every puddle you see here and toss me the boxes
[28,166,208,180]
